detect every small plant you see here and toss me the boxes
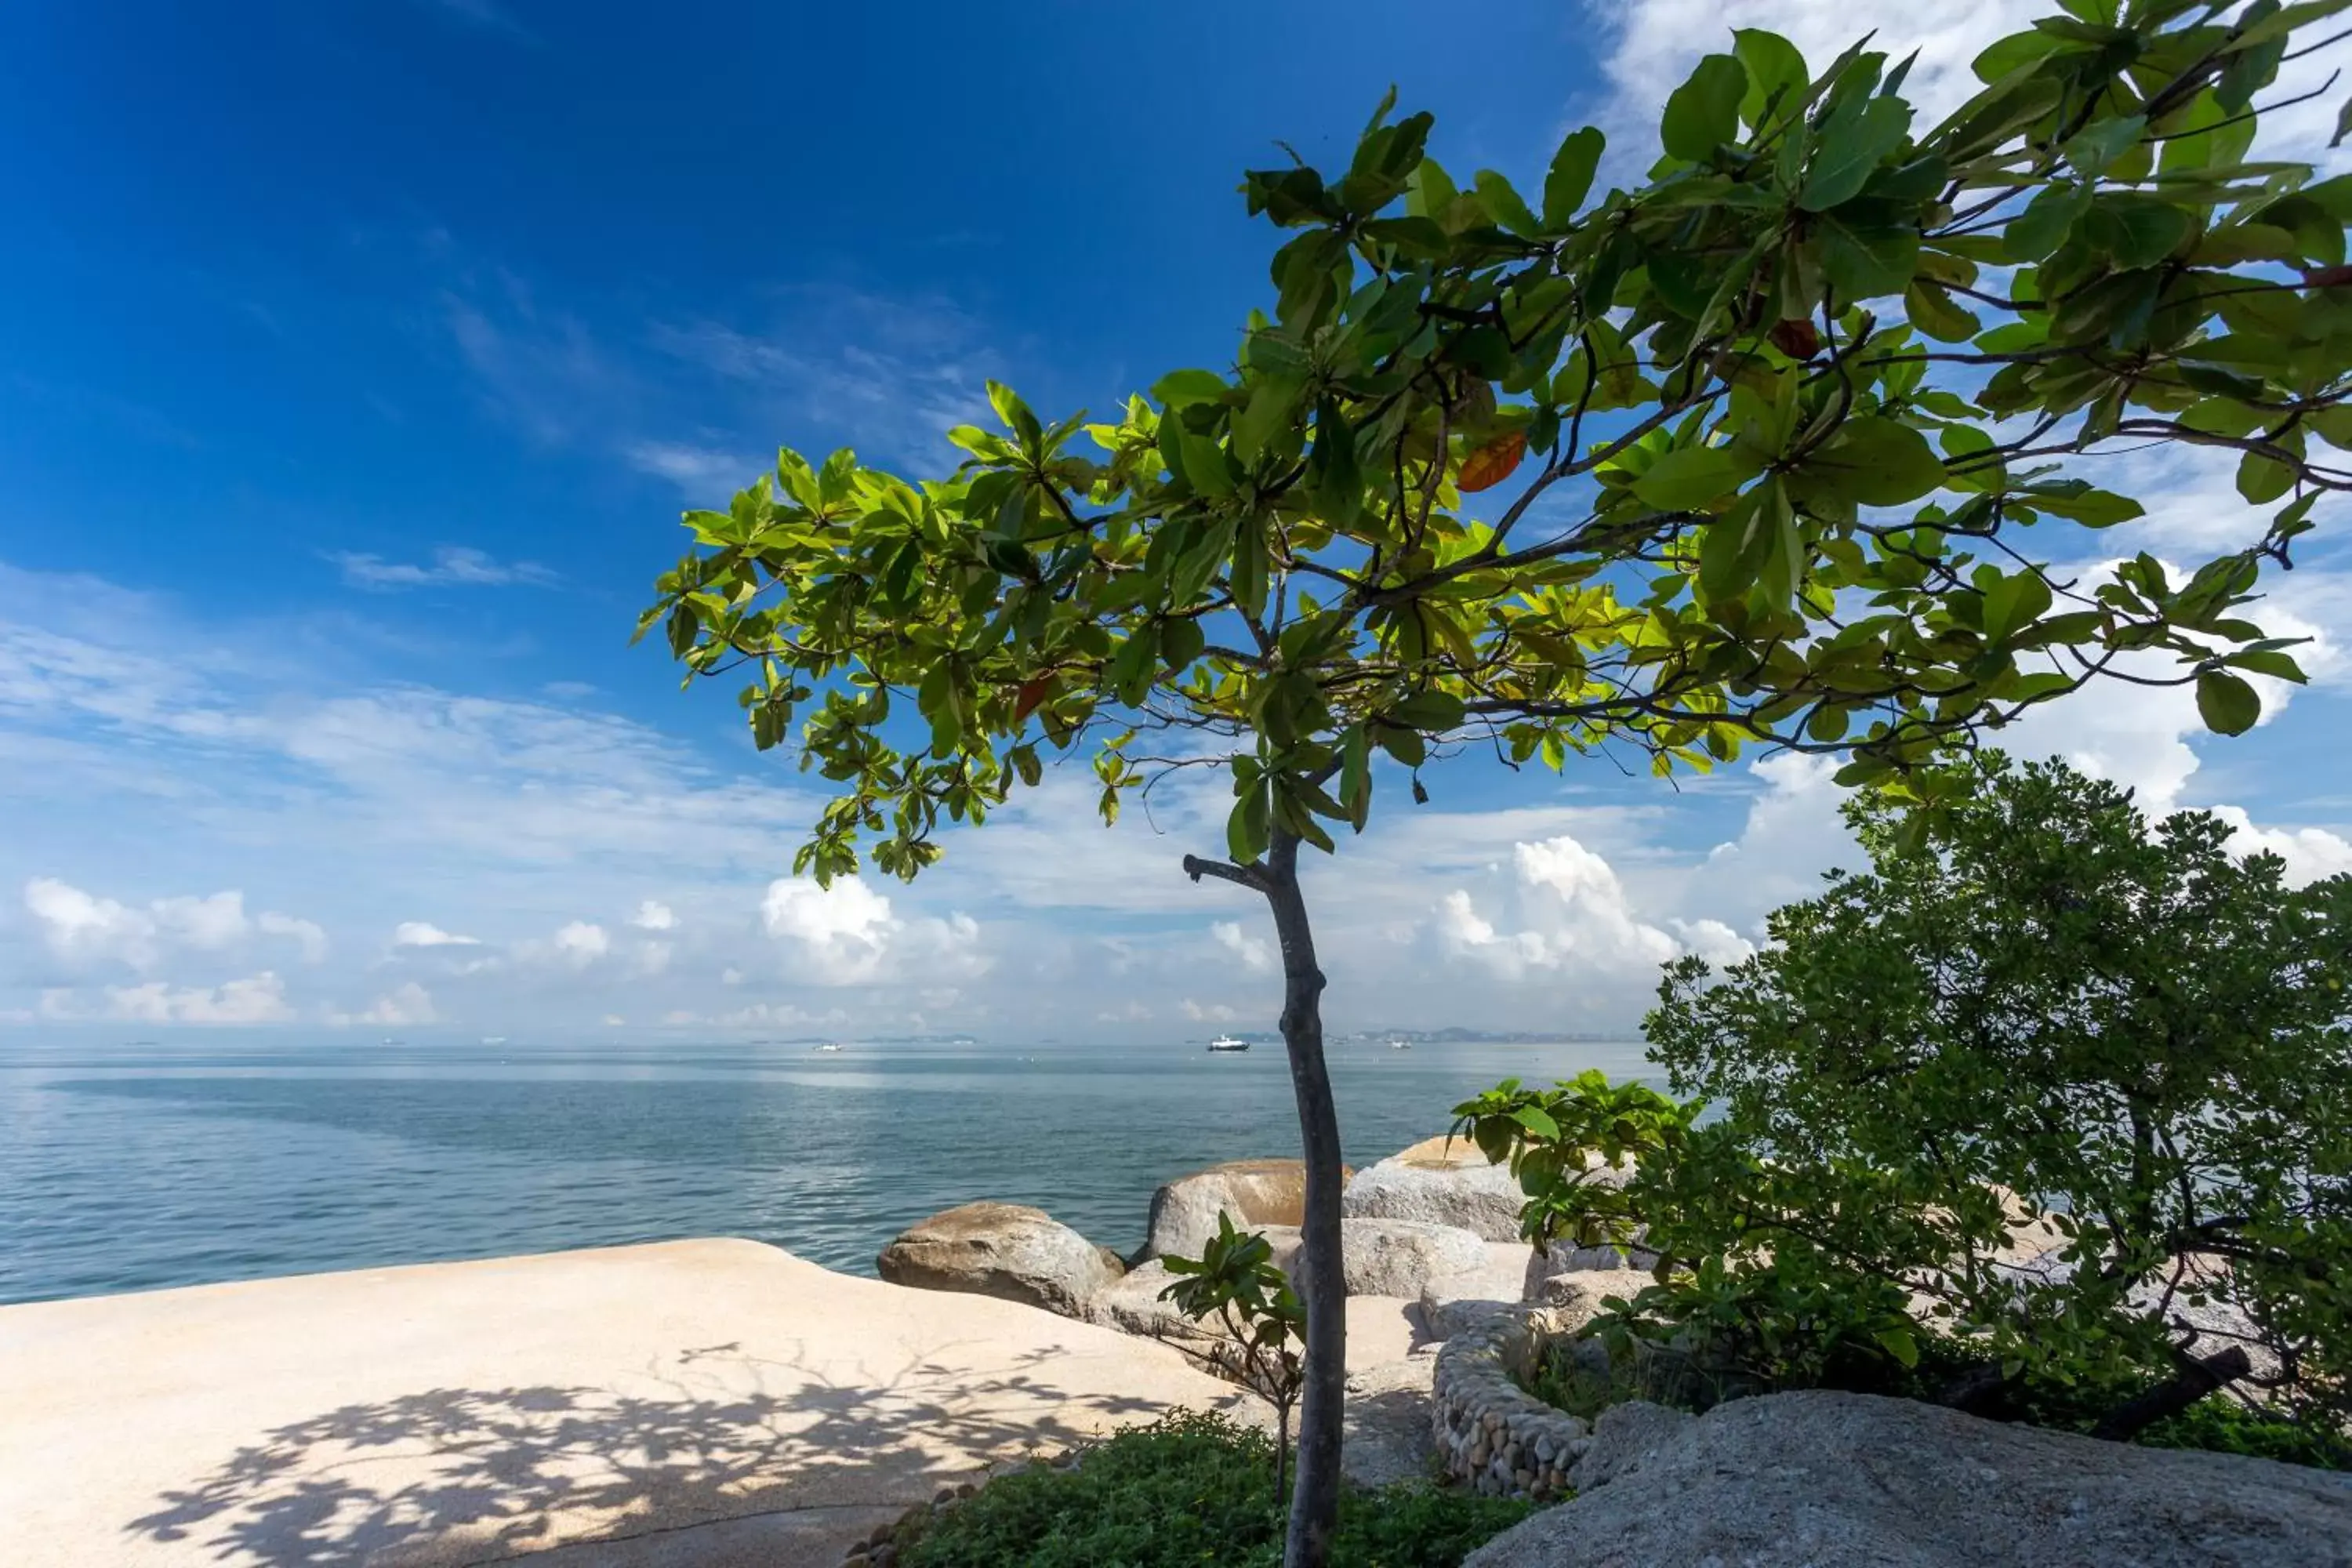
[1160,1214,1309,1501]
[894,1410,1531,1568]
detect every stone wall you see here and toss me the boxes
[1428,1306,1592,1500]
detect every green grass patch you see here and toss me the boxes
[895,1410,1534,1568]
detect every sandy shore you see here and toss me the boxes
[0,1239,1261,1567]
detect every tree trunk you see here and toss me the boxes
[1262,829,1344,1568]
[2089,1344,2252,1442]
[1182,829,1345,1568]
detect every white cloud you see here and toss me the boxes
[329,546,555,591]
[630,899,677,931]
[624,442,756,494]
[762,876,896,984]
[551,920,609,966]
[335,982,440,1028]
[257,912,329,962]
[2211,808,2352,887]
[393,920,479,948]
[1210,920,1274,973]
[25,879,325,971]
[100,972,294,1025]
[1181,998,1238,1023]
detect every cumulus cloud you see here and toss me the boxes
[334,982,440,1028]
[759,876,987,987]
[1439,835,1695,978]
[1181,998,1239,1023]
[393,920,479,948]
[630,900,677,931]
[550,921,609,966]
[25,879,325,971]
[1210,920,1274,973]
[96,972,294,1025]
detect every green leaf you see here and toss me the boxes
[2196,670,2261,736]
[1229,779,1272,865]
[1389,690,1468,732]
[1152,369,1230,408]
[1817,213,1920,302]
[1982,571,2054,642]
[1906,280,1980,343]
[1543,128,1605,228]
[1799,97,1911,212]
[2238,449,2296,505]
[1874,1323,1921,1370]
[1632,445,1767,510]
[1733,29,1809,131]
[1803,419,1944,506]
[1512,1105,1563,1141]
[1474,169,1539,236]
[1661,54,1747,163]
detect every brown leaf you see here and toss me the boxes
[1769,318,1821,360]
[2302,264,2352,289]
[1457,431,1528,493]
[1014,677,1054,722]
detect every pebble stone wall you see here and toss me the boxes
[1429,1306,1591,1500]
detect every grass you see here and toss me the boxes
[895,1410,1534,1568]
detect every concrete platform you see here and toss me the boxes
[0,1240,1259,1567]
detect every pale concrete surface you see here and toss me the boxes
[0,1239,1258,1568]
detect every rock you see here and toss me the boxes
[1343,1355,1438,1487]
[1283,1218,1488,1300]
[1462,1389,2352,1568]
[877,1202,1123,1318]
[1531,1267,1653,1333]
[1524,1232,1658,1298]
[1342,1138,1527,1241]
[1418,1241,1536,1341]
[1144,1158,1345,1261]
[1081,1259,1195,1339]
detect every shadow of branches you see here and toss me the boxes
[125,1341,1178,1566]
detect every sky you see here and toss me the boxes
[4,0,2351,1042]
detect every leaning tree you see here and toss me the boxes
[645,4,2351,1560]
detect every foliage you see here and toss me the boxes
[1450,1069,1693,1254]
[1160,1214,1310,1498]
[1473,757,2352,1439]
[637,5,2347,891]
[892,1410,1533,1568]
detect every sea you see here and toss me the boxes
[0,1034,1654,1307]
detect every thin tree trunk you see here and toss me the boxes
[1183,829,1345,1568]
[2089,1345,2252,1442]
[1264,829,1344,1568]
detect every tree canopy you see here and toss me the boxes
[644,2,2343,885]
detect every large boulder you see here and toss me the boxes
[1342,1134,1527,1241]
[1418,1240,1537,1341]
[1462,1389,2352,1567]
[1145,1157,1345,1261]
[1279,1218,1489,1300]
[877,1201,1123,1319]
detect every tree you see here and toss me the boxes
[1159,1214,1310,1504]
[1464,757,2352,1441]
[644,6,2350,1559]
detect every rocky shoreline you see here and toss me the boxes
[871,1131,1642,1494]
[866,1134,2352,1567]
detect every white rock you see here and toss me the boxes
[877,1201,1122,1318]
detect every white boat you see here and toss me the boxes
[1388,1038,1412,1050]
[1207,1034,1250,1053]
[812,1042,845,1053]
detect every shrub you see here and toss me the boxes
[1459,757,2352,1449]
[1159,1214,1308,1500]
[895,1410,1532,1568]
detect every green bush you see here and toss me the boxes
[895,1410,1532,1568]
[1459,757,2352,1453]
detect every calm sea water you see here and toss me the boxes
[0,1035,1653,1306]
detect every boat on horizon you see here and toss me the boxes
[1207,1034,1250,1053]
[812,1042,844,1053]
[1388,1038,1412,1050]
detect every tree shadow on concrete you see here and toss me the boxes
[124,1341,1185,1566]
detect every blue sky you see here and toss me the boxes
[5,0,2351,1040]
